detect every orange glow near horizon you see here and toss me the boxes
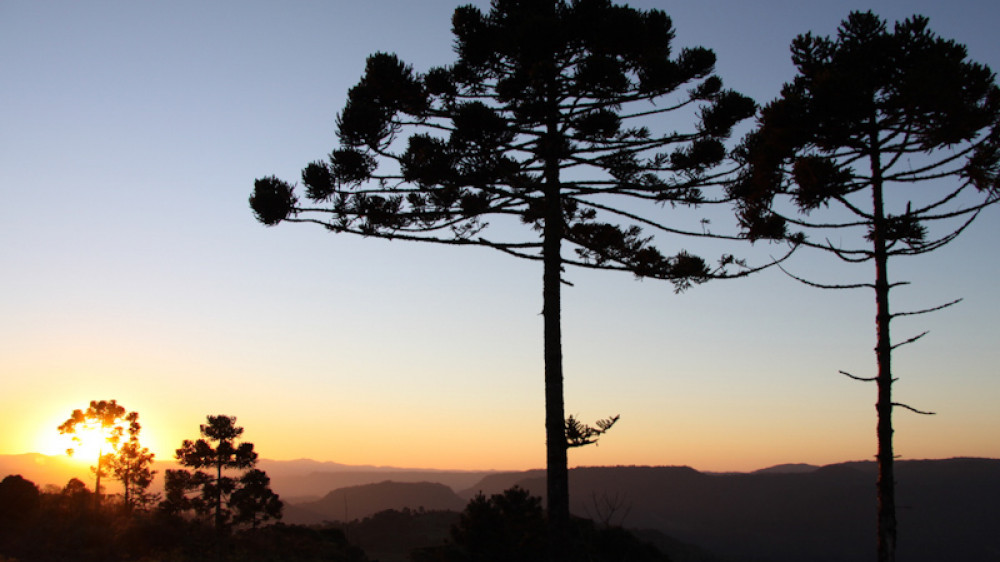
[6,394,995,476]
[35,407,166,467]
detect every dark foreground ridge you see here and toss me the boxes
[284,458,1000,562]
[4,456,997,561]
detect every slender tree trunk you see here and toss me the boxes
[870,125,897,562]
[94,448,102,511]
[216,460,224,532]
[124,470,131,512]
[543,139,568,561]
[541,50,569,556]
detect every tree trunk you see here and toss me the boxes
[124,469,131,512]
[870,126,896,562]
[94,448,102,511]
[543,158,568,561]
[216,460,224,532]
[539,23,569,559]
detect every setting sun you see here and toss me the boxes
[48,399,152,469]
[42,424,113,463]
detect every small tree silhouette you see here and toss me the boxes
[0,475,41,528]
[104,438,157,512]
[230,469,283,530]
[57,399,140,509]
[732,12,1000,562]
[164,415,280,533]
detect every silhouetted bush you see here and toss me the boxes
[413,487,671,562]
[0,474,40,526]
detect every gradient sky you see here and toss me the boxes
[2,0,999,473]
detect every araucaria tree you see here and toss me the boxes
[732,12,1000,562]
[250,1,756,554]
[58,399,141,508]
[230,469,283,530]
[163,415,281,532]
[105,436,157,512]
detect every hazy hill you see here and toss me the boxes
[286,481,465,524]
[750,462,820,475]
[262,465,495,502]
[0,454,493,500]
[0,453,109,491]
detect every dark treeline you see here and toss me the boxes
[0,473,366,562]
[0,477,674,562]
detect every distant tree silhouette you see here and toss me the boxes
[58,477,93,516]
[105,438,157,512]
[250,2,761,556]
[231,469,283,529]
[164,415,280,533]
[731,12,1000,562]
[450,487,549,562]
[0,475,40,528]
[413,486,669,562]
[58,399,140,508]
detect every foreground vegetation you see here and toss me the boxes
[0,476,674,562]
[0,474,365,562]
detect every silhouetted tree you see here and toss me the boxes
[0,475,40,528]
[58,477,93,516]
[231,469,283,529]
[58,399,140,508]
[250,2,758,555]
[165,415,279,533]
[451,487,548,562]
[105,438,157,512]
[415,487,669,562]
[732,12,1000,562]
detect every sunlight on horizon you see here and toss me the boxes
[36,409,165,464]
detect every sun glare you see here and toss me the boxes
[43,425,112,463]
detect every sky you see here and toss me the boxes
[2,0,999,474]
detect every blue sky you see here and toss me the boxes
[2,0,998,471]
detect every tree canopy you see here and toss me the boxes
[252,0,755,283]
[57,399,141,507]
[164,415,281,533]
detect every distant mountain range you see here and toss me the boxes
[4,454,997,562]
[0,453,496,499]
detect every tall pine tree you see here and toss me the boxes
[166,415,264,532]
[732,12,1000,562]
[251,2,757,556]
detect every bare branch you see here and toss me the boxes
[779,264,873,290]
[892,402,936,415]
[892,298,962,319]
[891,331,928,350]
[840,370,877,382]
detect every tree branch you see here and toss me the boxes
[840,370,877,382]
[778,264,873,290]
[891,331,928,350]
[891,298,962,319]
[892,402,936,415]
